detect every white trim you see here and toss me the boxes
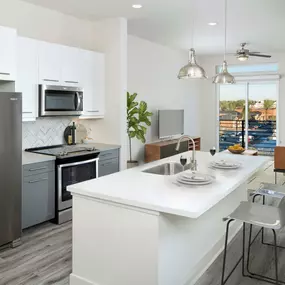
[234,74,281,82]
[277,81,280,145]
[245,83,249,149]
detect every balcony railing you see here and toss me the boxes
[219,120,276,155]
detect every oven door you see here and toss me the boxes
[39,85,83,117]
[57,158,98,211]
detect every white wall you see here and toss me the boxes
[82,18,128,170]
[0,0,128,168]
[198,53,285,151]
[128,36,201,162]
[0,0,97,49]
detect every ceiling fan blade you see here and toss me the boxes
[248,52,261,54]
[249,53,271,58]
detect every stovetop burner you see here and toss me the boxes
[25,145,99,158]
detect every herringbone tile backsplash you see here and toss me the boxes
[22,118,72,149]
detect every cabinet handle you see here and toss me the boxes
[101,153,112,157]
[65,80,79,84]
[29,178,48,184]
[23,112,33,114]
[29,166,47,171]
[102,162,112,167]
[43,79,59,82]
[87,110,100,113]
[0,72,10,76]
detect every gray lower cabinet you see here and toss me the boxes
[99,149,120,177]
[22,161,55,229]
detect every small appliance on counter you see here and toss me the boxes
[26,145,100,224]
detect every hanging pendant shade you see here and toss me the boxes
[212,60,235,84]
[213,0,235,84]
[178,48,207,79]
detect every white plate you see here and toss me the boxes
[177,177,214,186]
[213,160,239,167]
[177,172,215,185]
[210,160,241,169]
[180,172,212,182]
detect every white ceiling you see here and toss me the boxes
[23,0,285,54]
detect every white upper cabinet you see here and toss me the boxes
[80,50,105,117]
[16,37,39,121]
[38,41,62,85]
[0,26,17,81]
[61,46,81,86]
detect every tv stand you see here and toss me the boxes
[145,137,201,163]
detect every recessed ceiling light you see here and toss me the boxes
[132,4,143,8]
[208,22,218,26]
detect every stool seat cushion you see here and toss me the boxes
[229,201,282,230]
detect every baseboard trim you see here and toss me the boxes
[70,273,97,285]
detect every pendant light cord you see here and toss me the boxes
[224,0,227,60]
[192,14,195,48]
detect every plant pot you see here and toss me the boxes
[127,161,139,169]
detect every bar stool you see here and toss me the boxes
[274,147,285,184]
[250,183,285,247]
[221,196,285,285]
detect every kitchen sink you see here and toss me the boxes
[142,162,184,176]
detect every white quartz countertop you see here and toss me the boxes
[22,143,121,165]
[68,151,270,219]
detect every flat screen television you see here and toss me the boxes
[158,109,184,139]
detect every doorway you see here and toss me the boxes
[218,81,278,155]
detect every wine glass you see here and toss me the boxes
[180,155,187,172]
[210,147,216,156]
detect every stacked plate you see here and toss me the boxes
[210,160,242,170]
[177,171,215,186]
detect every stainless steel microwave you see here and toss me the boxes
[39,85,83,117]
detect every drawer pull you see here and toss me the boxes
[87,110,99,113]
[0,72,10,76]
[23,112,33,114]
[43,79,59,82]
[29,166,47,172]
[29,178,48,184]
[65,80,79,84]
[102,162,113,167]
[101,153,112,157]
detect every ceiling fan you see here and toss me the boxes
[235,43,271,61]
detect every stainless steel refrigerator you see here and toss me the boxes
[0,92,22,247]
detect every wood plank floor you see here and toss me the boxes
[0,222,72,285]
[195,224,285,285]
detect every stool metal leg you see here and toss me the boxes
[246,224,283,285]
[221,219,234,285]
[272,229,279,285]
[275,172,277,184]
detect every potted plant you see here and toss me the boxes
[127,92,153,168]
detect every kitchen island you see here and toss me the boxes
[68,151,269,285]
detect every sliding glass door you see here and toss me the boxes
[218,81,278,155]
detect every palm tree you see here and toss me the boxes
[263,99,275,120]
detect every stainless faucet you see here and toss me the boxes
[175,135,197,171]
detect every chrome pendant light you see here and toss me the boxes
[213,0,235,84]
[178,14,207,79]
[178,48,207,79]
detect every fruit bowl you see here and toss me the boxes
[228,148,245,154]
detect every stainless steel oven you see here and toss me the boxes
[57,156,98,224]
[39,85,83,117]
